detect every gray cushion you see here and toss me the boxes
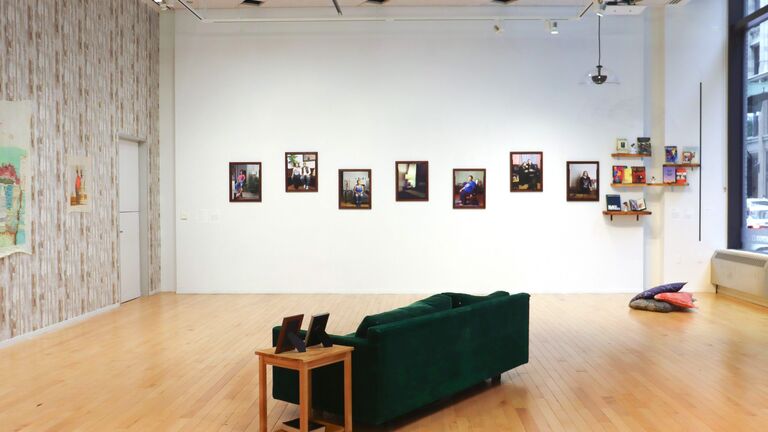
[629,299,684,313]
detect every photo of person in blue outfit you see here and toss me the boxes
[453,169,486,209]
[338,169,372,210]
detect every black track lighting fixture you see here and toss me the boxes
[590,15,608,85]
[366,0,389,4]
[240,0,264,5]
[331,0,343,15]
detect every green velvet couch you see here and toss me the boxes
[270,291,530,426]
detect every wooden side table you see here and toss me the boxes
[255,345,354,432]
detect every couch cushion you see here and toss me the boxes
[629,299,683,313]
[655,292,696,309]
[443,291,509,308]
[630,282,686,302]
[354,294,452,338]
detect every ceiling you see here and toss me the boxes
[173,0,597,9]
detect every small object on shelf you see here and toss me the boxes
[632,166,646,184]
[606,194,622,211]
[663,166,676,184]
[637,198,647,211]
[629,199,639,211]
[682,146,699,164]
[665,146,678,163]
[616,138,629,152]
[650,176,657,183]
[603,210,652,221]
[628,141,639,155]
[637,137,652,156]
[675,167,688,185]
[612,165,626,184]
[623,166,633,184]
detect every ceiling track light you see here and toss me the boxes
[240,0,264,5]
[152,0,169,11]
[331,0,343,15]
[493,19,503,34]
[596,0,607,17]
[547,20,559,35]
[492,0,518,4]
[365,0,389,4]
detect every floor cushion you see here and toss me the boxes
[354,293,452,338]
[630,282,687,302]
[655,292,696,309]
[443,291,509,308]
[629,299,684,313]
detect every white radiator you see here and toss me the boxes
[711,249,768,307]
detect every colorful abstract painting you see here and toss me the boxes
[0,101,31,258]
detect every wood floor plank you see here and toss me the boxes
[1,293,767,431]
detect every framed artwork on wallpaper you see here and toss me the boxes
[285,152,318,192]
[566,161,600,202]
[395,161,429,202]
[229,162,262,202]
[453,169,486,209]
[510,152,543,192]
[339,169,372,210]
[67,156,93,213]
[0,101,32,257]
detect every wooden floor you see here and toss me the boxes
[1,293,768,432]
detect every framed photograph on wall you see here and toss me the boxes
[285,152,318,192]
[453,169,486,209]
[338,169,372,210]
[229,162,261,202]
[566,161,600,202]
[510,152,543,192]
[67,156,92,213]
[395,161,429,202]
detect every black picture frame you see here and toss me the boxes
[229,162,262,203]
[566,161,600,202]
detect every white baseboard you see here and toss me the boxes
[0,303,120,350]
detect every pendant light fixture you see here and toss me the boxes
[590,15,607,85]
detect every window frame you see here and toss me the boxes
[728,0,768,249]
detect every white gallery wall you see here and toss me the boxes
[171,2,725,294]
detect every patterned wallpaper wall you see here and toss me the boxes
[0,0,160,341]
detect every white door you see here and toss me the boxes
[119,140,141,303]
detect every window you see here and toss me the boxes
[732,0,768,251]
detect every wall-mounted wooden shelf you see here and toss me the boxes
[603,210,652,221]
[611,183,689,188]
[664,163,700,168]
[611,153,651,159]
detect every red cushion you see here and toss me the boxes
[654,292,696,309]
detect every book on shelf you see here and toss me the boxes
[637,137,652,156]
[632,166,646,184]
[663,166,676,184]
[613,166,626,184]
[623,166,633,184]
[682,146,699,164]
[675,167,688,185]
[629,199,639,211]
[606,194,622,212]
[281,418,326,432]
[665,146,678,163]
[636,198,647,211]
